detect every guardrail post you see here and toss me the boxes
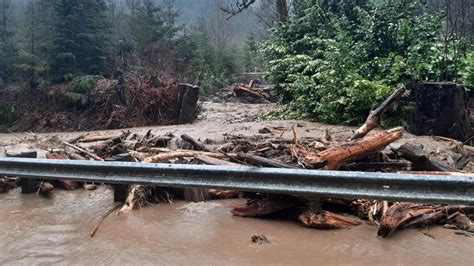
[6,151,38,194]
[106,153,134,202]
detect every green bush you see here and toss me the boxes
[68,75,103,94]
[0,106,18,126]
[261,0,463,125]
[460,50,474,91]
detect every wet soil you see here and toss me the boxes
[1,100,473,264]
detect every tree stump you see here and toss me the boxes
[177,83,199,124]
[409,82,471,141]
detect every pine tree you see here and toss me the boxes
[0,0,16,84]
[16,0,55,88]
[76,0,109,75]
[161,0,181,43]
[128,0,165,51]
[51,0,109,81]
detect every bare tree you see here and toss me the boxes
[208,1,235,56]
[221,0,288,23]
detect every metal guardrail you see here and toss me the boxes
[0,157,473,204]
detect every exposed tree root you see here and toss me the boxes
[299,210,362,229]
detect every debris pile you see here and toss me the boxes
[3,75,184,132]
[1,83,472,239]
[232,80,275,103]
[3,121,472,238]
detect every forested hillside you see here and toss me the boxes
[0,0,264,92]
[0,0,473,129]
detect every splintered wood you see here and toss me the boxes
[299,210,362,229]
[290,127,403,169]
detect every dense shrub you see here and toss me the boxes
[261,0,467,125]
[460,50,474,91]
[68,75,104,94]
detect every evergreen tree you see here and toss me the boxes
[51,0,109,81]
[128,0,165,51]
[16,0,55,88]
[0,0,16,84]
[161,0,181,43]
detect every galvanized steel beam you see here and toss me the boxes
[0,157,472,204]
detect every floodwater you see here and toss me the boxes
[0,186,473,265]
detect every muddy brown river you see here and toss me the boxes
[0,186,472,265]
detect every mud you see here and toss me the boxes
[1,100,473,264]
[0,186,473,265]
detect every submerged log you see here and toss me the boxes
[291,127,403,170]
[208,189,240,199]
[299,210,362,229]
[37,181,54,194]
[117,184,151,215]
[232,196,300,217]
[396,143,457,172]
[352,84,406,139]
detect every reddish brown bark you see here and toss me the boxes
[291,127,403,170]
[299,210,362,229]
[352,85,406,139]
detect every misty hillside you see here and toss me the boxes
[12,0,259,40]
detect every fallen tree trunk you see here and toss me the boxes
[237,153,294,168]
[299,210,362,229]
[78,135,118,143]
[143,151,237,163]
[181,134,209,151]
[377,204,474,237]
[352,85,406,140]
[291,127,403,170]
[233,86,263,98]
[396,143,457,172]
[63,142,104,161]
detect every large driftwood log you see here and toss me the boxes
[237,153,294,168]
[233,86,263,98]
[352,85,406,139]
[396,143,457,172]
[78,134,118,143]
[181,134,209,151]
[299,210,362,229]
[377,203,474,237]
[63,142,104,161]
[143,151,237,163]
[291,127,403,170]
